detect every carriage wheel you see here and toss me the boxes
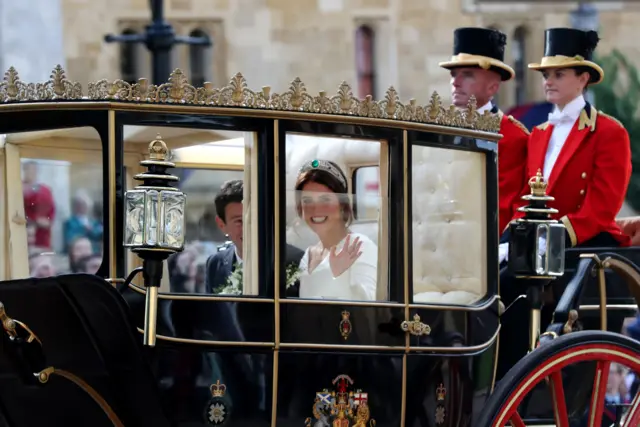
[476,330,640,427]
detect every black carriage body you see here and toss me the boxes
[0,97,503,427]
[0,69,636,427]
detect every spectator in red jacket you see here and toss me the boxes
[22,161,55,250]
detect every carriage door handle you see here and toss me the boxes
[401,314,431,336]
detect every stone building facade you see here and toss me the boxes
[8,0,640,111]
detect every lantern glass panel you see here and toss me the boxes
[124,189,186,250]
[124,190,146,246]
[144,190,160,246]
[161,190,186,249]
[535,223,565,276]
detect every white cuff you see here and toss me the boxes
[499,243,509,264]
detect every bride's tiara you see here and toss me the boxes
[298,159,347,188]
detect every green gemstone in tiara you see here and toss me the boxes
[298,159,347,188]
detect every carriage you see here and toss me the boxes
[0,65,637,427]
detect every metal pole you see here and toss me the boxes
[146,0,173,84]
[104,0,211,85]
[150,0,164,22]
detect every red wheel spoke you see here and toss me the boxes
[587,360,611,427]
[485,338,640,427]
[623,389,640,427]
[509,412,526,427]
[548,371,570,427]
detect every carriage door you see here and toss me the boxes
[404,130,501,426]
[274,121,406,426]
[117,115,276,427]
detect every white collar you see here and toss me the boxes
[234,246,243,264]
[477,101,494,114]
[552,94,585,121]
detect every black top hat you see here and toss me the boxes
[439,27,514,81]
[529,28,603,84]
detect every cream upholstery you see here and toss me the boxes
[411,144,487,305]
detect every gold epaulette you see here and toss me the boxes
[598,110,624,128]
[507,115,530,135]
[536,122,550,131]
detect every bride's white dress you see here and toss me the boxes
[298,232,378,301]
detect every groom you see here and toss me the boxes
[204,179,305,295]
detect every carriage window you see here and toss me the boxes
[411,144,487,306]
[4,127,104,279]
[166,167,244,294]
[352,166,380,221]
[284,133,390,302]
[122,126,257,296]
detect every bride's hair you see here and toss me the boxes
[294,160,352,226]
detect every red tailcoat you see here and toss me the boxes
[23,183,55,249]
[511,105,631,247]
[498,113,529,233]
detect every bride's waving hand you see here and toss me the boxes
[329,234,363,278]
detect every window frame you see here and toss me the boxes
[407,131,499,308]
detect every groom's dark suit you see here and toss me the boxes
[204,244,241,294]
[197,242,301,415]
[204,242,305,294]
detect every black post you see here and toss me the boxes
[104,0,211,85]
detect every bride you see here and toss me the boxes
[294,159,378,301]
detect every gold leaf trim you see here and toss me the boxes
[598,110,623,129]
[0,66,502,133]
[507,115,530,136]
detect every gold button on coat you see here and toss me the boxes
[581,172,587,179]
[580,189,585,195]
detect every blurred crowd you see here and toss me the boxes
[23,160,223,295]
[24,161,103,278]
[167,241,223,294]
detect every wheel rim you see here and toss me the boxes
[492,343,640,427]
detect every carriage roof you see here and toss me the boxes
[0,65,502,137]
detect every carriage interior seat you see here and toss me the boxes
[283,134,487,305]
[411,145,487,306]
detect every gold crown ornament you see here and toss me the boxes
[210,380,227,398]
[528,169,548,197]
[436,383,446,401]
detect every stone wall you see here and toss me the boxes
[51,0,640,109]
[0,0,66,82]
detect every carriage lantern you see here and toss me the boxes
[123,135,186,347]
[507,169,566,278]
[507,169,566,351]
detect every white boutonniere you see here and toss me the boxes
[214,262,243,295]
[285,263,302,289]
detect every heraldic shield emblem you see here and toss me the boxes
[304,374,376,427]
[204,380,230,425]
